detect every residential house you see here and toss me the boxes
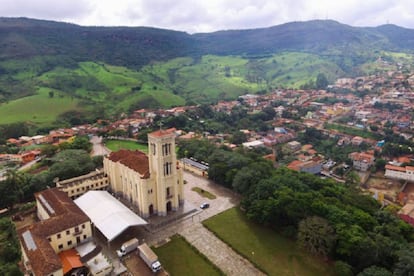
[287,160,322,175]
[349,152,375,171]
[385,164,414,181]
[18,188,92,276]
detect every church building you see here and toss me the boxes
[103,128,184,218]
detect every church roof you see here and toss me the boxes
[149,127,176,138]
[107,150,150,178]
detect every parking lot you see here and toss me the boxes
[183,172,241,220]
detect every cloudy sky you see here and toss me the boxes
[1,0,413,33]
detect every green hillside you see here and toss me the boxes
[0,88,79,125]
[0,52,346,125]
[1,18,414,128]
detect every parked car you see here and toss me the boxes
[200,203,210,209]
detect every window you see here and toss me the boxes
[83,235,87,239]
[82,224,85,229]
[162,143,172,156]
[66,230,70,235]
[58,244,63,250]
[151,143,156,155]
[166,187,171,196]
[57,233,61,239]
[164,162,173,176]
[67,240,72,246]
[75,226,79,233]
[47,237,51,242]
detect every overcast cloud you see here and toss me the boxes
[0,0,413,33]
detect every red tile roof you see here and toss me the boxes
[19,188,90,276]
[385,164,406,172]
[149,128,176,138]
[59,249,83,274]
[19,227,62,276]
[107,150,150,178]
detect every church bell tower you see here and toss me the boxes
[148,128,184,216]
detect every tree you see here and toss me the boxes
[48,91,54,98]
[374,159,387,171]
[345,171,361,190]
[92,155,104,168]
[316,73,328,89]
[49,149,95,181]
[334,261,353,276]
[297,216,336,257]
[3,169,27,209]
[357,266,392,276]
[393,244,414,276]
[231,131,247,145]
[70,136,93,152]
[232,161,273,195]
[41,144,58,157]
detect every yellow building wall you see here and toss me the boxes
[60,178,109,199]
[48,222,92,253]
[36,200,51,221]
[47,269,63,276]
[104,131,184,218]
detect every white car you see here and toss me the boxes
[200,203,210,209]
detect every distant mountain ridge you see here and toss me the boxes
[1,17,414,128]
[1,17,414,67]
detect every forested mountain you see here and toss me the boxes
[0,17,195,68]
[1,17,414,128]
[1,18,413,65]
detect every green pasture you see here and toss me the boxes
[105,139,148,153]
[0,88,79,125]
[153,235,224,276]
[203,208,335,276]
[191,187,217,199]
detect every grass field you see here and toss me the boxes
[203,208,335,276]
[0,88,79,125]
[153,235,224,276]
[105,139,148,153]
[325,123,382,140]
[191,187,217,199]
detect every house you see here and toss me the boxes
[351,136,364,146]
[287,141,301,152]
[385,164,414,181]
[349,152,375,171]
[242,140,264,149]
[398,202,414,227]
[287,160,322,175]
[18,188,93,276]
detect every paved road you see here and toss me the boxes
[90,136,110,156]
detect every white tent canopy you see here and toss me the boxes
[74,191,147,241]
